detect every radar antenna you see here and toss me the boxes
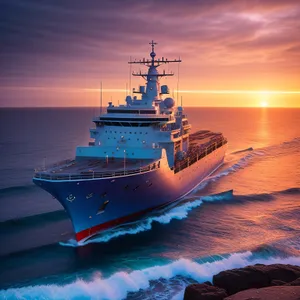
[128,41,181,80]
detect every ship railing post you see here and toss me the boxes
[69,174,70,181]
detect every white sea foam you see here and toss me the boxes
[207,152,255,181]
[60,191,232,247]
[1,252,300,300]
[61,198,204,247]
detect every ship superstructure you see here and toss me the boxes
[79,41,187,167]
[33,41,227,242]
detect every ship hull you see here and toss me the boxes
[33,145,226,242]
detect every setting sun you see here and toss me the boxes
[260,101,268,107]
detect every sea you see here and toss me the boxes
[0,107,299,300]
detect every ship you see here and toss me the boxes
[33,41,228,243]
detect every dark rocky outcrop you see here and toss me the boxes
[184,264,300,300]
[224,286,300,300]
[184,283,228,300]
[284,277,300,286]
[270,279,286,286]
[213,263,300,295]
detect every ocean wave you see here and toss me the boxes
[0,209,67,228]
[0,184,36,196]
[202,187,300,206]
[60,190,234,247]
[275,187,300,195]
[230,147,253,154]
[1,251,300,300]
[257,136,300,157]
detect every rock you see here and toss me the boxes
[224,286,300,300]
[270,279,286,286]
[213,264,300,295]
[184,283,228,300]
[284,277,300,286]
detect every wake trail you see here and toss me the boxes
[230,147,253,154]
[202,136,299,183]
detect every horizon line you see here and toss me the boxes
[0,86,300,94]
[1,105,300,109]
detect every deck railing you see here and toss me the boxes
[174,138,227,173]
[34,138,227,180]
[34,161,160,181]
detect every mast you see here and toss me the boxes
[128,40,181,77]
[100,81,103,115]
[128,41,182,107]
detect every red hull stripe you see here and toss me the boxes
[76,201,173,242]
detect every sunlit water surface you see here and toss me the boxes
[0,107,299,299]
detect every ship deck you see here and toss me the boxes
[38,158,156,174]
[33,130,227,181]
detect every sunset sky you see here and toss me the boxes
[1,0,300,107]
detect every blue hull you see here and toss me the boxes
[33,145,226,241]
